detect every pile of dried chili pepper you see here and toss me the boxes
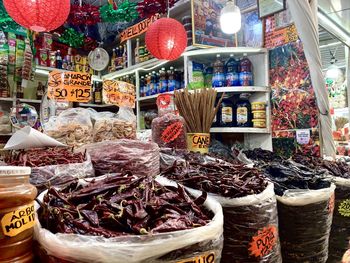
[243,148,284,163]
[161,158,267,198]
[37,174,212,237]
[5,147,85,167]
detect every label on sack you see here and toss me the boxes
[339,199,350,217]
[176,251,216,263]
[249,225,278,258]
[1,202,35,237]
[161,122,184,143]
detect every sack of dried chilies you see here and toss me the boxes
[4,147,94,194]
[35,174,224,263]
[159,152,282,263]
[79,139,160,177]
[264,160,335,263]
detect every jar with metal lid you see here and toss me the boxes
[0,166,37,263]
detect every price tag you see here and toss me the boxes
[102,80,135,108]
[249,225,278,258]
[48,70,92,102]
[296,129,310,145]
[176,251,216,263]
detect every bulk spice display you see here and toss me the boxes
[160,154,282,262]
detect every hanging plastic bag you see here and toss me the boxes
[328,177,350,262]
[277,185,335,263]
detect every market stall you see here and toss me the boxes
[0,0,350,262]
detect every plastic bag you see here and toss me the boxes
[328,177,350,263]
[44,108,93,147]
[34,179,224,263]
[79,139,160,177]
[276,184,336,263]
[157,176,282,263]
[30,154,94,194]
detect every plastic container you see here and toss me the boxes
[212,54,225,88]
[236,93,252,127]
[252,110,266,119]
[0,166,37,263]
[239,54,253,86]
[187,133,210,154]
[251,102,266,111]
[219,95,235,127]
[225,55,240,87]
[253,119,266,128]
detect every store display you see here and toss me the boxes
[0,166,36,262]
[44,108,93,147]
[152,94,187,149]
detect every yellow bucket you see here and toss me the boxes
[187,133,210,154]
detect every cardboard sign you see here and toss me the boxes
[48,70,92,102]
[1,202,35,237]
[102,80,135,108]
[249,225,278,258]
[120,14,160,43]
[176,251,216,263]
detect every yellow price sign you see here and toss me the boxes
[48,70,92,102]
[176,251,216,263]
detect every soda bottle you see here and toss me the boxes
[239,53,253,86]
[159,67,168,93]
[146,74,151,96]
[168,67,176,91]
[174,69,181,90]
[140,76,145,97]
[56,50,62,69]
[212,54,225,88]
[225,54,240,86]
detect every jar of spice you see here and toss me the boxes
[152,94,187,149]
[0,166,37,263]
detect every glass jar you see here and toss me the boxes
[152,94,187,149]
[236,93,252,127]
[0,166,37,263]
[219,95,235,127]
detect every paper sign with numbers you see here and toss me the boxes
[102,80,135,108]
[48,70,92,102]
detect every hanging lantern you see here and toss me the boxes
[145,18,187,61]
[3,0,70,32]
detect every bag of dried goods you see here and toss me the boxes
[35,175,224,263]
[264,160,335,263]
[152,94,187,149]
[0,107,11,134]
[159,155,282,263]
[43,108,93,147]
[80,139,160,177]
[5,147,94,194]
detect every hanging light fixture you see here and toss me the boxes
[325,50,343,82]
[220,0,241,34]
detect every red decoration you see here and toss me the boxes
[145,18,187,61]
[69,4,101,26]
[3,0,70,32]
[137,0,178,18]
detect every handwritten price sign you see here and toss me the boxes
[102,80,135,108]
[48,70,92,102]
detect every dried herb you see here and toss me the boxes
[38,174,212,237]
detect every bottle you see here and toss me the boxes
[56,50,62,69]
[94,82,102,104]
[174,69,181,90]
[123,44,127,68]
[219,95,234,127]
[239,53,253,86]
[140,76,145,97]
[204,66,213,88]
[135,38,140,64]
[111,48,116,69]
[212,54,225,88]
[151,71,158,95]
[236,93,252,127]
[146,74,151,96]
[168,67,176,91]
[115,47,121,70]
[36,81,44,100]
[159,68,168,93]
[225,54,240,86]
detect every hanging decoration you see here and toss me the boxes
[145,18,187,61]
[83,37,98,52]
[137,0,178,18]
[0,1,19,31]
[100,1,138,23]
[69,3,101,26]
[3,0,70,32]
[58,28,84,48]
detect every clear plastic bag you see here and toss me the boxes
[79,139,160,177]
[276,184,336,263]
[30,154,94,194]
[157,176,282,263]
[328,177,350,263]
[34,179,224,263]
[44,108,93,147]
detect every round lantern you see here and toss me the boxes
[4,0,70,32]
[145,18,187,61]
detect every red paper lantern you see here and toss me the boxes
[145,18,187,61]
[4,0,70,32]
